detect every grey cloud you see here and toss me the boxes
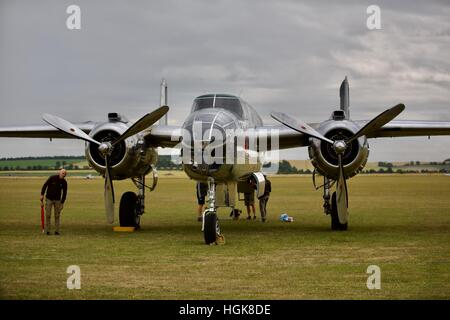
[0,0,449,161]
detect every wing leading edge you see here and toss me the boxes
[0,122,96,139]
[361,120,450,138]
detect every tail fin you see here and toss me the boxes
[339,76,350,119]
[159,79,168,125]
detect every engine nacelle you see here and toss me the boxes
[308,119,369,180]
[84,121,157,180]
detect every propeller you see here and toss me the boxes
[271,104,405,224]
[42,106,169,223]
[104,155,115,224]
[346,104,404,144]
[336,151,348,224]
[271,112,333,144]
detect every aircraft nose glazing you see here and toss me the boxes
[181,109,239,166]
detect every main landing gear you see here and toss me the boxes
[119,167,158,229]
[322,176,348,231]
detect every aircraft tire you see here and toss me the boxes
[119,191,138,228]
[331,192,348,231]
[204,212,220,244]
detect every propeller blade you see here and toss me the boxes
[271,112,334,145]
[104,155,115,224]
[112,106,169,147]
[42,113,100,145]
[336,154,349,224]
[346,104,405,144]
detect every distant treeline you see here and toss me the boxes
[0,156,86,171]
[1,156,449,174]
[275,160,449,174]
[0,156,85,161]
[0,155,183,171]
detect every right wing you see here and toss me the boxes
[144,125,183,148]
[0,122,96,139]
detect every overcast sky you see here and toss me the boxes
[1,0,449,161]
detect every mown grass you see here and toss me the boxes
[0,174,449,299]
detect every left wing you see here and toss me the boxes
[245,125,310,150]
[360,120,450,138]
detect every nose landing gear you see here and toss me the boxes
[202,177,225,245]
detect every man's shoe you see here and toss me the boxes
[46,232,50,235]
[253,216,256,220]
[55,232,60,235]
[246,216,251,220]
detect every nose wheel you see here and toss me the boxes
[203,209,221,244]
[202,177,224,244]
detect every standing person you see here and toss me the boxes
[40,169,68,235]
[258,175,271,222]
[196,182,208,222]
[244,189,256,220]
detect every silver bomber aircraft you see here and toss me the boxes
[1,78,450,244]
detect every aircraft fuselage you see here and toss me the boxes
[181,94,263,183]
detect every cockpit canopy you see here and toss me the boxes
[191,94,243,118]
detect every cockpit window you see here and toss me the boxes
[192,95,243,118]
[192,97,214,111]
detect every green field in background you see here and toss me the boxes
[0,158,85,169]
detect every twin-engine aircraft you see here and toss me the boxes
[1,77,450,244]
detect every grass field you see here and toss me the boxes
[0,174,449,299]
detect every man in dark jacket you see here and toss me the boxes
[258,175,271,222]
[40,169,68,235]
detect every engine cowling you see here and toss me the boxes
[84,121,157,180]
[308,119,369,180]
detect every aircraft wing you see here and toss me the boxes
[250,119,450,149]
[0,122,96,139]
[248,125,310,150]
[359,120,450,138]
[143,125,183,148]
[143,124,311,150]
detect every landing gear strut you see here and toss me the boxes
[202,177,222,244]
[119,166,158,229]
[323,176,332,215]
[321,176,347,230]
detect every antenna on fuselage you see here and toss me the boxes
[160,78,168,125]
[340,76,350,119]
